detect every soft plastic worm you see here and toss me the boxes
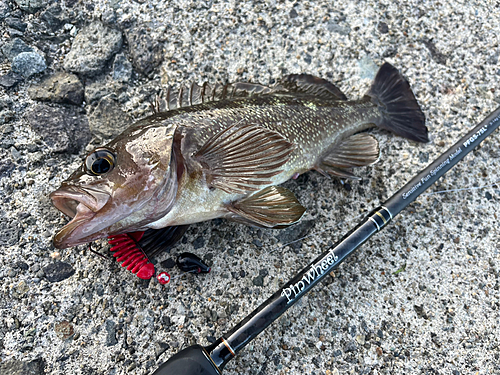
[107,232,155,279]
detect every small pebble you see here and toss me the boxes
[11,52,47,78]
[1,38,34,61]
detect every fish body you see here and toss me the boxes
[50,63,428,249]
[148,97,379,227]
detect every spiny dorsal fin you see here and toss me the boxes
[155,74,346,111]
[226,186,306,228]
[316,133,380,179]
[276,74,348,101]
[194,123,294,194]
[158,82,274,111]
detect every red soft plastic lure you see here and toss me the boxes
[107,231,155,280]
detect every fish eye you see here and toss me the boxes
[85,148,116,176]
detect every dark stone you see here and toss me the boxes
[88,95,131,139]
[349,325,356,337]
[162,315,172,326]
[192,236,205,249]
[1,38,34,62]
[206,335,216,344]
[289,9,298,18]
[5,17,27,32]
[40,4,65,31]
[43,261,75,282]
[344,341,357,353]
[154,342,169,358]
[414,304,428,319]
[0,71,23,88]
[64,21,123,76]
[382,46,397,58]
[252,239,262,247]
[13,0,46,13]
[126,25,163,77]
[333,349,342,357]
[0,158,15,178]
[0,97,14,125]
[377,22,389,34]
[0,219,20,247]
[311,356,321,368]
[0,1,10,21]
[303,54,312,64]
[360,320,370,334]
[485,191,492,200]
[95,284,104,296]
[112,53,133,82]
[15,261,29,270]
[423,39,448,65]
[0,358,45,375]
[28,72,84,105]
[27,104,91,153]
[160,258,176,269]
[12,52,47,78]
[252,274,264,287]
[104,319,117,346]
[84,81,113,103]
[0,109,14,125]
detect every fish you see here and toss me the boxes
[50,62,428,250]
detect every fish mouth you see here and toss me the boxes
[50,186,110,249]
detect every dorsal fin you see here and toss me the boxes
[155,73,347,112]
[276,74,348,101]
[157,82,275,111]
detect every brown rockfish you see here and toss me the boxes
[50,63,428,249]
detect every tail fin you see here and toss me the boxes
[366,63,429,143]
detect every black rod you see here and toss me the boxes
[385,107,500,215]
[151,106,500,375]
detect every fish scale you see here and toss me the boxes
[154,97,380,179]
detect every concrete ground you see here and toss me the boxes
[0,1,499,374]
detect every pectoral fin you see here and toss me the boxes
[195,124,294,194]
[316,133,380,179]
[226,186,306,228]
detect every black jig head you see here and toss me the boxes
[176,252,211,274]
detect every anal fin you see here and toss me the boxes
[195,123,294,194]
[226,186,306,228]
[316,133,380,179]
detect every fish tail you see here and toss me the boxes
[366,62,429,143]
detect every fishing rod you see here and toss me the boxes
[151,106,500,375]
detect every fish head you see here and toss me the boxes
[50,121,179,249]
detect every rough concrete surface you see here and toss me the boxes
[0,1,499,375]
